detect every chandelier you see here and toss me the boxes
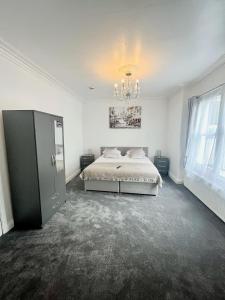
[114,65,140,100]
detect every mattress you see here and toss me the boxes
[80,156,162,187]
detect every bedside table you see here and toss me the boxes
[80,154,95,171]
[154,156,169,175]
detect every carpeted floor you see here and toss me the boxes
[0,177,224,300]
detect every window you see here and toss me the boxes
[185,86,225,195]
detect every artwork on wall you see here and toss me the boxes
[109,106,142,128]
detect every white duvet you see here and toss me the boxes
[80,155,163,187]
[96,155,151,164]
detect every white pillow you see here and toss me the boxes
[103,148,121,158]
[127,148,146,159]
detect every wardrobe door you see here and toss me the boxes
[52,116,66,207]
[3,111,41,227]
[34,112,56,224]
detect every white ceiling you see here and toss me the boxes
[0,0,225,100]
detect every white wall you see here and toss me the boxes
[0,54,83,235]
[167,89,184,183]
[183,62,225,222]
[83,98,168,160]
[167,62,225,222]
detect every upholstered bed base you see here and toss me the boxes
[84,180,158,196]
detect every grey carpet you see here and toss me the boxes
[0,177,224,300]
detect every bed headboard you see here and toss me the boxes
[100,147,148,156]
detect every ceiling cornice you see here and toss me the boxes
[84,96,167,103]
[0,37,77,98]
[166,54,225,99]
[188,54,225,86]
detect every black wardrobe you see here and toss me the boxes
[3,110,66,228]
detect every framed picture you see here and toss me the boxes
[109,106,141,128]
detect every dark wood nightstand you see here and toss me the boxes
[80,154,95,171]
[154,156,169,175]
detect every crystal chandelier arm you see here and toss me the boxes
[113,66,140,100]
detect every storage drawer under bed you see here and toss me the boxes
[120,181,158,195]
[84,180,119,193]
[84,180,158,195]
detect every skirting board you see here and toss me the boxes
[66,168,80,184]
[169,172,184,184]
[0,170,80,236]
[184,176,225,223]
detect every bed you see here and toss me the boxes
[80,147,162,195]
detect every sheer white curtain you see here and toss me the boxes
[185,86,225,196]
